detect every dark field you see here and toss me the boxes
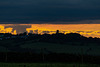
[0,63,100,67]
[0,33,100,66]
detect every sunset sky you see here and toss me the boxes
[0,0,100,37]
[0,24,100,38]
[0,0,100,23]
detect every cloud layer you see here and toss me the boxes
[0,0,100,23]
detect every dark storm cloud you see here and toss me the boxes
[5,24,31,33]
[0,0,100,23]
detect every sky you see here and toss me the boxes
[0,24,100,38]
[0,0,100,37]
[0,0,100,23]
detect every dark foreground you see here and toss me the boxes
[0,63,100,67]
[0,52,100,64]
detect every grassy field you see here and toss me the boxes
[0,63,100,67]
[20,42,100,56]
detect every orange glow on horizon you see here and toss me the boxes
[0,24,100,38]
[0,25,17,35]
[26,24,100,38]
